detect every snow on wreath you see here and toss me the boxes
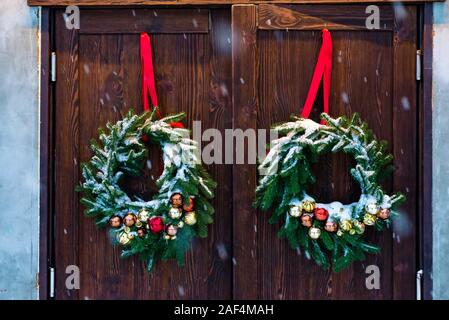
[77,109,217,272]
[254,112,405,272]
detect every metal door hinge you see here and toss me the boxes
[49,267,55,298]
[51,52,56,82]
[416,269,423,300]
[416,49,422,81]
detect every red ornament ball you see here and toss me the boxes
[148,216,165,234]
[141,134,150,143]
[182,197,195,212]
[314,207,329,221]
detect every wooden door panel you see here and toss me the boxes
[55,8,232,299]
[232,4,417,299]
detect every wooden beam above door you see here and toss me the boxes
[28,0,444,7]
[258,4,395,30]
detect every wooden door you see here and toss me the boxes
[53,4,419,300]
[54,8,233,299]
[232,4,418,299]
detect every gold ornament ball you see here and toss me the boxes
[324,221,338,232]
[138,209,150,222]
[124,213,137,227]
[170,193,183,208]
[363,213,377,226]
[109,215,122,228]
[127,232,135,240]
[340,220,353,231]
[353,221,366,234]
[124,226,131,233]
[166,224,178,236]
[168,207,182,219]
[308,227,321,240]
[302,200,316,213]
[365,202,380,215]
[184,212,197,225]
[136,221,143,228]
[289,205,302,217]
[377,208,390,220]
[137,228,146,238]
[118,232,130,245]
[178,221,185,228]
[300,214,313,227]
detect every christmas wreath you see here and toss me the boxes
[77,33,216,271]
[78,109,216,271]
[254,113,405,272]
[254,30,404,272]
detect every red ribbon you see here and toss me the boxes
[140,32,184,128]
[141,33,160,116]
[301,29,332,125]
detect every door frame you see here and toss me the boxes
[38,4,434,300]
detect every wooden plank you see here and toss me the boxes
[232,4,258,300]
[420,3,433,300]
[54,9,80,300]
[257,29,331,300]
[77,9,209,34]
[54,8,232,299]
[204,9,233,298]
[28,0,444,6]
[39,7,51,300]
[256,28,395,299]
[78,33,140,299]
[328,30,394,300]
[258,4,394,30]
[392,5,417,300]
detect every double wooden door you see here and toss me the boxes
[53,4,418,299]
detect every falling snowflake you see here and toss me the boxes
[401,96,411,111]
[83,64,90,75]
[220,84,229,97]
[341,92,350,104]
[216,243,228,260]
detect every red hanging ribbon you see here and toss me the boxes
[141,33,160,116]
[300,29,333,125]
[140,32,184,128]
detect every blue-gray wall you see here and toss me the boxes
[0,0,40,300]
[432,1,449,300]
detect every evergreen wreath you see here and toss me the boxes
[78,109,216,271]
[254,113,405,272]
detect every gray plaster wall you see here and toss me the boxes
[432,2,449,300]
[0,0,40,300]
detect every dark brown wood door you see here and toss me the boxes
[232,4,417,299]
[53,4,419,299]
[54,8,232,299]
